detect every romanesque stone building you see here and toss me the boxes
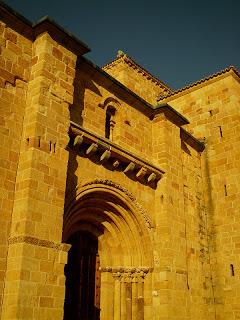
[0,2,240,320]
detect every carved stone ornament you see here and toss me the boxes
[100,266,149,281]
[8,236,71,252]
[81,179,154,229]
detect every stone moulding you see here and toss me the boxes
[81,178,154,229]
[8,236,71,252]
[100,266,149,273]
[69,121,164,188]
[100,266,150,279]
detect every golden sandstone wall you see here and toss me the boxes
[0,2,240,320]
[0,20,32,314]
[162,73,240,320]
[103,52,172,105]
[0,4,84,317]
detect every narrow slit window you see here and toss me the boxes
[218,126,223,138]
[105,111,111,139]
[224,184,228,196]
[105,106,116,140]
[230,264,235,276]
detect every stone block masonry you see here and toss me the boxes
[0,2,240,320]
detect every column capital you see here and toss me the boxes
[100,266,149,281]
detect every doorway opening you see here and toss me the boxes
[64,231,100,320]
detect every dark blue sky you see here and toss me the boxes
[3,0,239,90]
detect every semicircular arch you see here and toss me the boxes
[63,180,154,269]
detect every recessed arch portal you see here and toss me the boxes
[63,180,154,319]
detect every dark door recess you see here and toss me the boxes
[64,231,100,320]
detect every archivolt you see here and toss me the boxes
[63,179,154,268]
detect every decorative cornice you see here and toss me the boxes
[103,51,172,94]
[9,236,71,252]
[69,122,164,189]
[81,179,154,229]
[158,66,240,102]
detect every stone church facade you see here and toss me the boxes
[0,2,240,320]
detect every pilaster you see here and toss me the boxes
[1,32,77,319]
[152,113,187,319]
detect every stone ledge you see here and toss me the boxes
[8,236,71,252]
[153,103,189,126]
[69,121,165,188]
[180,128,205,152]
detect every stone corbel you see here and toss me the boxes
[73,135,83,148]
[147,173,157,183]
[100,150,111,162]
[86,143,98,155]
[124,162,135,174]
[113,160,120,168]
[136,167,147,179]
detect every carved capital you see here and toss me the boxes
[101,266,149,282]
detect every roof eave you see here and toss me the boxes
[153,103,190,126]
[180,128,205,152]
[158,66,240,102]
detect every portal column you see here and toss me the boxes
[125,274,132,320]
[113,271,121,320]
[132,275,138,320]
[100,268,114,320]
[137,270,145,320]
[106,267,149,320]
[120,277,127,320]
[132,269,147,320]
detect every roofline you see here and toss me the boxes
[81,57,189,127]
[80,57,155,115]
[180,128,205,153]
[158,66,240,102]
[0,1,90,56]
[103,51,172,93]
[153,103,189,126]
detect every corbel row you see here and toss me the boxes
[70,126,164,187]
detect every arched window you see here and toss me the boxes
[105,106,116,140]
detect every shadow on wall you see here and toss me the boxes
[64,56,105,224]
[70,57,102,126]
[69,65,85,126]
[202,145,217,319]
[63,58,104,319]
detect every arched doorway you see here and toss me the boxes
[63,180,153,320]
[64,231,100,320]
